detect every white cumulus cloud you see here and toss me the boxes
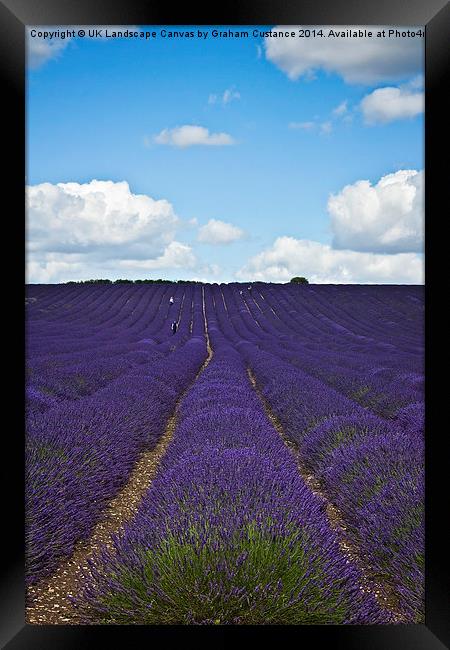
[25,179,198,283]
[332,100,348,116]
[289,120,332,134]
[237,236,423,284]
[223,88,241,104]
[360,85,424,124]
[265,26,423,84]
[118,241,197,270]
[328,169,424,254]
[198,219,245,245]
[209,88,241,105]
[27,255,84,283]
[154,125,235,148]
[27,179,178,252]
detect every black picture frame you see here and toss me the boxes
[2,0,448,647]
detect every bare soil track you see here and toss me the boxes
[246,367,406,624]
[26,289,213,625]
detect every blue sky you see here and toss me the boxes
[26,26,425,283]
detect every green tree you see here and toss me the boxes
[290,276,309,285]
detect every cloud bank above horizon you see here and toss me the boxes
[27,170,424,285]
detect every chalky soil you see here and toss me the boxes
[246,367,406,624]
[26,288,214,625]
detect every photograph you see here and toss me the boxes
[22,23,429,628]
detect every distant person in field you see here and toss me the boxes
[169,296,174,306]
[171,320,178,335]
[248,285,252,292]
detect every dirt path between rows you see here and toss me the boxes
[246,367,406,624]
[26,290,213,625]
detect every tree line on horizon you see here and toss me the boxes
[62,277,309,285]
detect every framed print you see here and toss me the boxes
[1,0,449,647]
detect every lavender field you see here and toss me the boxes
[25,282,424,625]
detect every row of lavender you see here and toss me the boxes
[76,311,390,624]
[209,284,424,621]
[26,284,193,413]
[26,285,207,584]
[223,283,423,419]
